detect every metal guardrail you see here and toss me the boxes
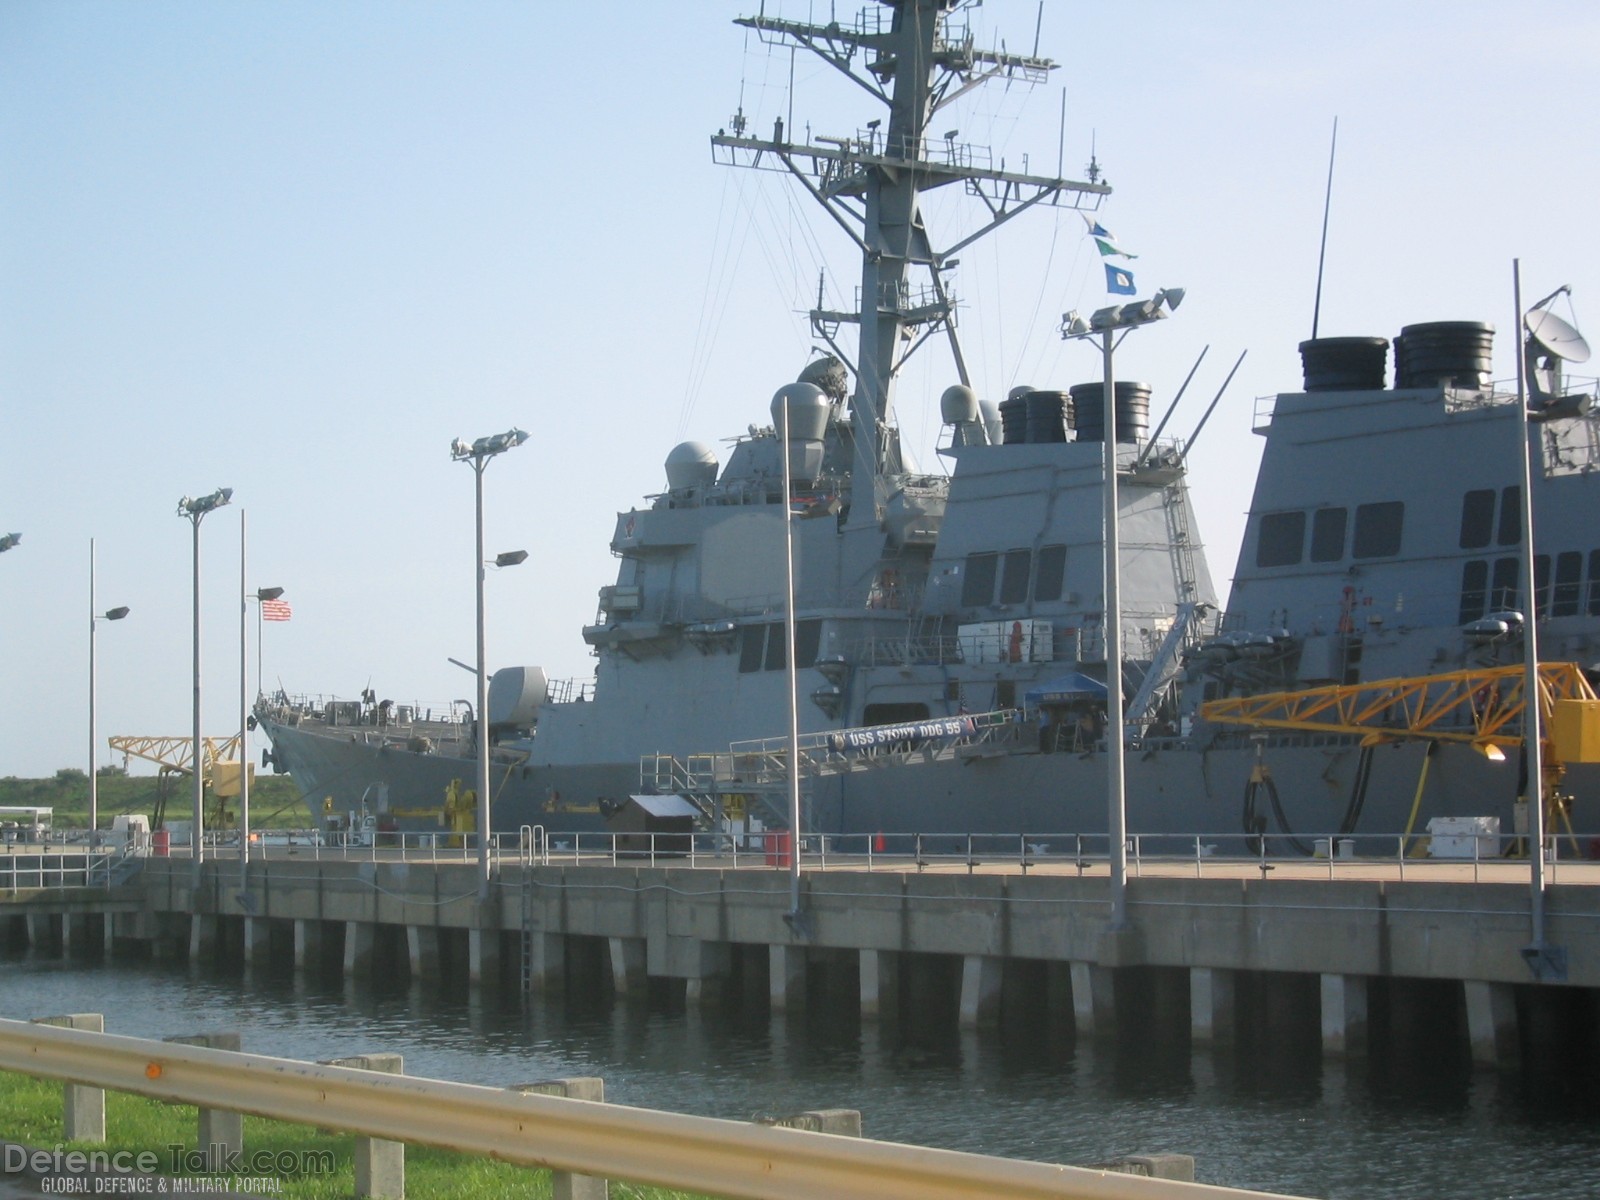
[160,825,1600,882]
[0,1018,1295,1200]
[0,836,146,893]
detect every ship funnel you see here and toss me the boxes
[1069,381,1151,444]
[665,441,719,491]
[1000,384,1034,444]
[1393,322,1494,390]
[1299,337,1389,391]
[1024,390,1071,444]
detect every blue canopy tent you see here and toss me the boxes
[1024,672,1108,707]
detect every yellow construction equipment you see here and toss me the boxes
[109,734,245,828]
[1201,662,1600,854]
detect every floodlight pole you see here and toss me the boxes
[1062,291,1183,933]
[179,488,232,878]
[87,539,128,840]
[780,394,803,921]
[452,430,527,898]
[239,510,249,890]
[1098,325,1129,930]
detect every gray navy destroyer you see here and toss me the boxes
[257,0,1600,848]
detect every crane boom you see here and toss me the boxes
[1199,662,1598,756]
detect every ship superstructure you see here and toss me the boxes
[256,2,1600,846]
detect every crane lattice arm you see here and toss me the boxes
[1199,663,1597,756]
[109,735,242,782]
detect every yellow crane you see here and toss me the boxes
[1199,662,1600,852]
[108,734,247,828]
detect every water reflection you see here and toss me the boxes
[0,949,1597,1199]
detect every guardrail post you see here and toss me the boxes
[31,1014,105,1141]
[322,1054,406,1199]
[163,1032,243,1169]
[756,1109,862,1137]
[1090,1154,1195,1181]
[508,1078,607,1199]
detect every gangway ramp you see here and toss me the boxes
[642,711,1026,828]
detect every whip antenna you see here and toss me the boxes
[1311,117,1338,338]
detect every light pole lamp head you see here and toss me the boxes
[103,606,130,622]
[0,532,19,553]
[256,586,286,602]
[452,428,529,462]
[494,550,529,568]
[178,487,233,519]
[1061,311,1091,339]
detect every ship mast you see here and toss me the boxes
[712,0,1109,529]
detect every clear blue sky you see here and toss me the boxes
[3,1,1597,780]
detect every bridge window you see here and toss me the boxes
[1034,544,1067,602]
[1459,560,1488,624]
[1459,489,1495,549]
[1534,554,1552,617]
[1490,557,1520,611]
[1589,550,1600,617]
[1552,552,1583,617]
[1496,486,1521,546]
[795,619,822,668]
[998,549,1031,604]
[1310,507,1347,563]
[1256,511,1305,567]
[739,624,765,673]
[1352,501,1404,559]
[740,620,822,673]
[961,552,997,606]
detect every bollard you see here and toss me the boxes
[31,1014,105,1141]
[321,1054,405,1199]
[162,1032,242,1170]
[754,1109,863,1137]
[508,1079,607,1200]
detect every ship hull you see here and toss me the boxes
[262,713,1575,850]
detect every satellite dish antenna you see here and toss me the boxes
[1526,308,1591,363]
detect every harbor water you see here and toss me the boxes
[1,953,1597,1199]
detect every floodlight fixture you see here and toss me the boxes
[494,550,529,568]
[0,533,19,553]
[452,428,529,462]
[178,488,233,518]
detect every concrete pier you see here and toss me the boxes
[1190,967,1236,1044]
[1319,974,1368,1057]
[769,944,807,1013]
[1463,980,1520,1069]
[12,855,1598,1078]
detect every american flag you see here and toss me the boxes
[261,598,292,622]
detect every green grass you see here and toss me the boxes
[0,773,310,832]
[0,1068,716,1199]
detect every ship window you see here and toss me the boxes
[1459,490,1495,549]
[795,619,822,668]
[999,549,1031,604]
[1256,511,1305,567]
[739,624,765,673]
[1034,544,1067,602]
[1459,560,1488,624]
[1352,501,1404,559]
[962,552,998,606]
[764,623,786,671]
[1496,486,1521,546]
[1534,554,1552,617]
[1553,552,1582,618]
[1309,507,1347,563]
[1589,550,1600,617]
[1490,557,1520,611]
